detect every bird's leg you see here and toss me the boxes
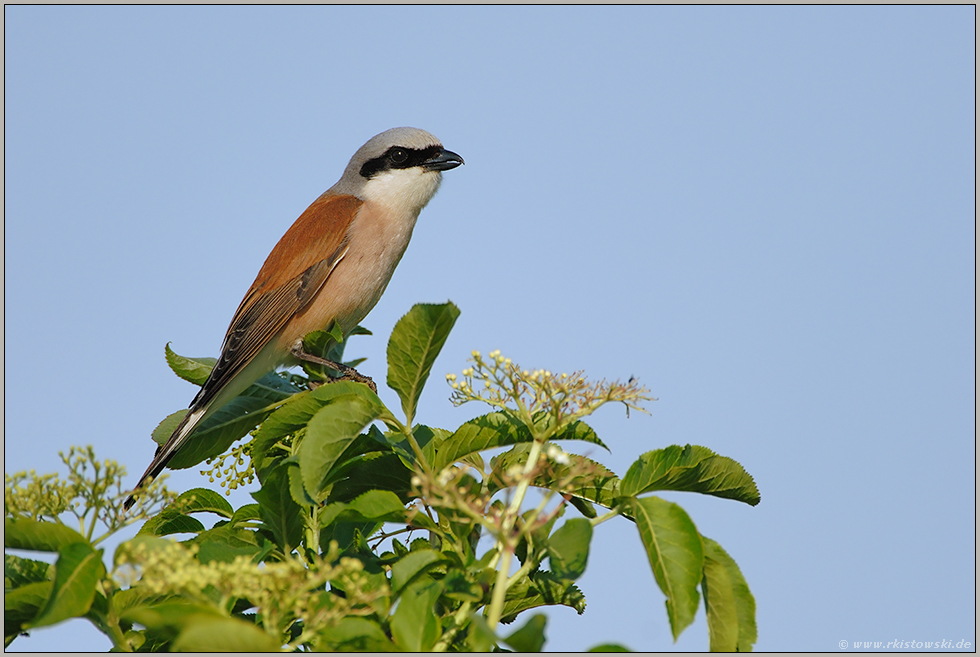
[289,343,377,393]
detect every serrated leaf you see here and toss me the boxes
[170,488,234,517]
[4,518,87,552]
[298,393,385,497]
[390,576,444,651]
[391,549,447,595]
[504,612,547,652]
[547,518,593,581]
[435,413,606,473]
[620,445,761,506]
[5,554,54,589]
[702,537,757,652]
[137,512,205,537]
[500,571,587,624]
[488,445,622,510]
[386,302,460,425]
[29,542,104,628]
[630,496,703,641]
[251,464,303,553]
[164,344,215,386]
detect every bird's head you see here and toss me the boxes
[332,127,464,211]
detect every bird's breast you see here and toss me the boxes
[286,201,421,343]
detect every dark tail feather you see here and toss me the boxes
[124,407,206,510]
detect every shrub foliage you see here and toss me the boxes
[5,302,759,651]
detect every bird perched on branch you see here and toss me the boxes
[125,127,463,509]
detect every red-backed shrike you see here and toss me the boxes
[125,127,463,509]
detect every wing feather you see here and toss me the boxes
[190,194,363,409]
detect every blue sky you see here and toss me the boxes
[4,6,975,652]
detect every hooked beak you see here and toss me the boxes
[423,149,464,172]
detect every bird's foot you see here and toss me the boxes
[335,370,377,394]
[290,343,377,394]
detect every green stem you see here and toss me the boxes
[485,544,514,629]
[505,556,538,589]
[431,601,474,652]
[590,507,622,527]
[104,606,132,652]
[485,438,546,629]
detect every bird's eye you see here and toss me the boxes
[389,148,409,165]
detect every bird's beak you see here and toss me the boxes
[423,149,464,171]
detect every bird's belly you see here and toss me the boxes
[283,215,416,348]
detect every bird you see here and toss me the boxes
[124,127,463,510]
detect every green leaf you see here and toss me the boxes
[4,518,87,552]
[702,545,738,651]
[442,569,484,603]
[504,612,547,652]
[29,542,105,628]
[137,512,205,537]
[230,503,262,527]
[315,617,398,652]
[171,614,282,652]
[465,613,498,652]
[251,464,303,553]
[164,344,215,385]
[702,537,757,652]
[287,461,317,507]
[500,571,587,624]
[386,302,460,425]
[5,554,54,589]
[529,412,609,451]
[110,588,179,620]
[251,381,379,465]
[188,524,264,564]
[324,452,414,504]
[384,423,447,471]
[391,549,447,595]
[4,581,52,641]
[629,496,703,641]
[588,643,632,651]
[488,445,623,511]
[298,393,386,497]
[170,488,235,517]
[153,370,301,470]
[547,518,593,581]
[436,412,530,473]
[569,496,598,518]
[390,576,444,651]
[620,445,761,506]
[125,603,280,652]
[320,490,408,528]
[436,413,607,474]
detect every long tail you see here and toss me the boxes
[123,406,208,510]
